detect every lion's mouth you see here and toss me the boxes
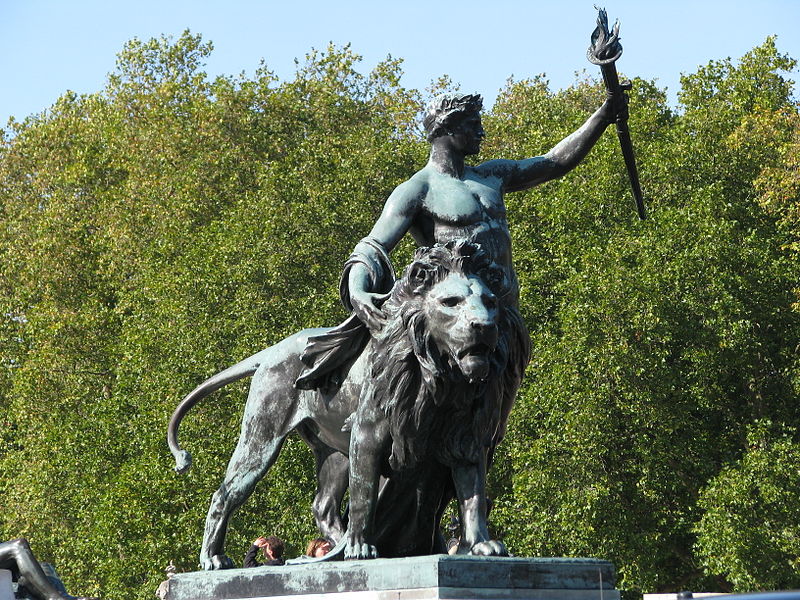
[455,344,494,382]
[457,343,493,360]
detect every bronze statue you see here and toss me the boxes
[294,85,626,537]
[341,89,621,330]
[296,87,624,432]
[169,17,629,568]
[169,240,515,567]
[0,538,93,600]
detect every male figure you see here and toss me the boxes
[345,92,622,328]
[299,91,624,427]
[243,536,285,567]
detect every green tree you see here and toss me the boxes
[696,421,800,590]
[0,32,422,599]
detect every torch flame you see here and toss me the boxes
[589,6,622,64]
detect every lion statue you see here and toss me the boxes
[167,239,526,569]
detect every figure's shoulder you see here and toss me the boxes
[407,166,433,187]
[381,169,428,215]
[390,169,429,199]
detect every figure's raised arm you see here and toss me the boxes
[479,96,622,193]
[343,176,427,331]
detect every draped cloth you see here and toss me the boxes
[295,238,395,393]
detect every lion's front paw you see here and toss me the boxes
[469,540,508,556]
[201,554,234,570]
[344,535,379,560]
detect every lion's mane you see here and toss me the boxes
[364,239,529,471]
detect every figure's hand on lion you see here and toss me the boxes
[350,290,390,332]
[468,540,508,556]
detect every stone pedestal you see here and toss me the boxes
[158,556,619,600]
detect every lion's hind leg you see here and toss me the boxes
[309,438,349,543]
[201,424,294,569]
[200,356,306,570]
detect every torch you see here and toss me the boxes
[588,7,647,220]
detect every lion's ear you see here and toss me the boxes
[413,246,432,259]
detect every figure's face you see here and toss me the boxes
[450,113,485,155]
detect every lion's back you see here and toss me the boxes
[247,327,336,399]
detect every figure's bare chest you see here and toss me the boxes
[422,173,506,226]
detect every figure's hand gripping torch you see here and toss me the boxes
[588,7,647,220]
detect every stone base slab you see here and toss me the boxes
[158,556,618,600]
[184,589,620,600]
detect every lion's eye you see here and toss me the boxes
[439,296,461,307]
[483,294,497,309]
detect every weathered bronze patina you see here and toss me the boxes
[169,12,632,569]
[171,241,513,567]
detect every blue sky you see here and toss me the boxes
[1,0,799,126]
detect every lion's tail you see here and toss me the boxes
[167,352,265,474]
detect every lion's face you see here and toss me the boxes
[423,271,500,383]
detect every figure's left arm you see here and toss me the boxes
[479,95,624,193]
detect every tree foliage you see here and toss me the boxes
[1,31,798,600]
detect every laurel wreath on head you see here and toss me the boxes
[424,93,483,139]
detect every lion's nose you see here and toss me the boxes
[470,319,490,330]
[469,320,498,350]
